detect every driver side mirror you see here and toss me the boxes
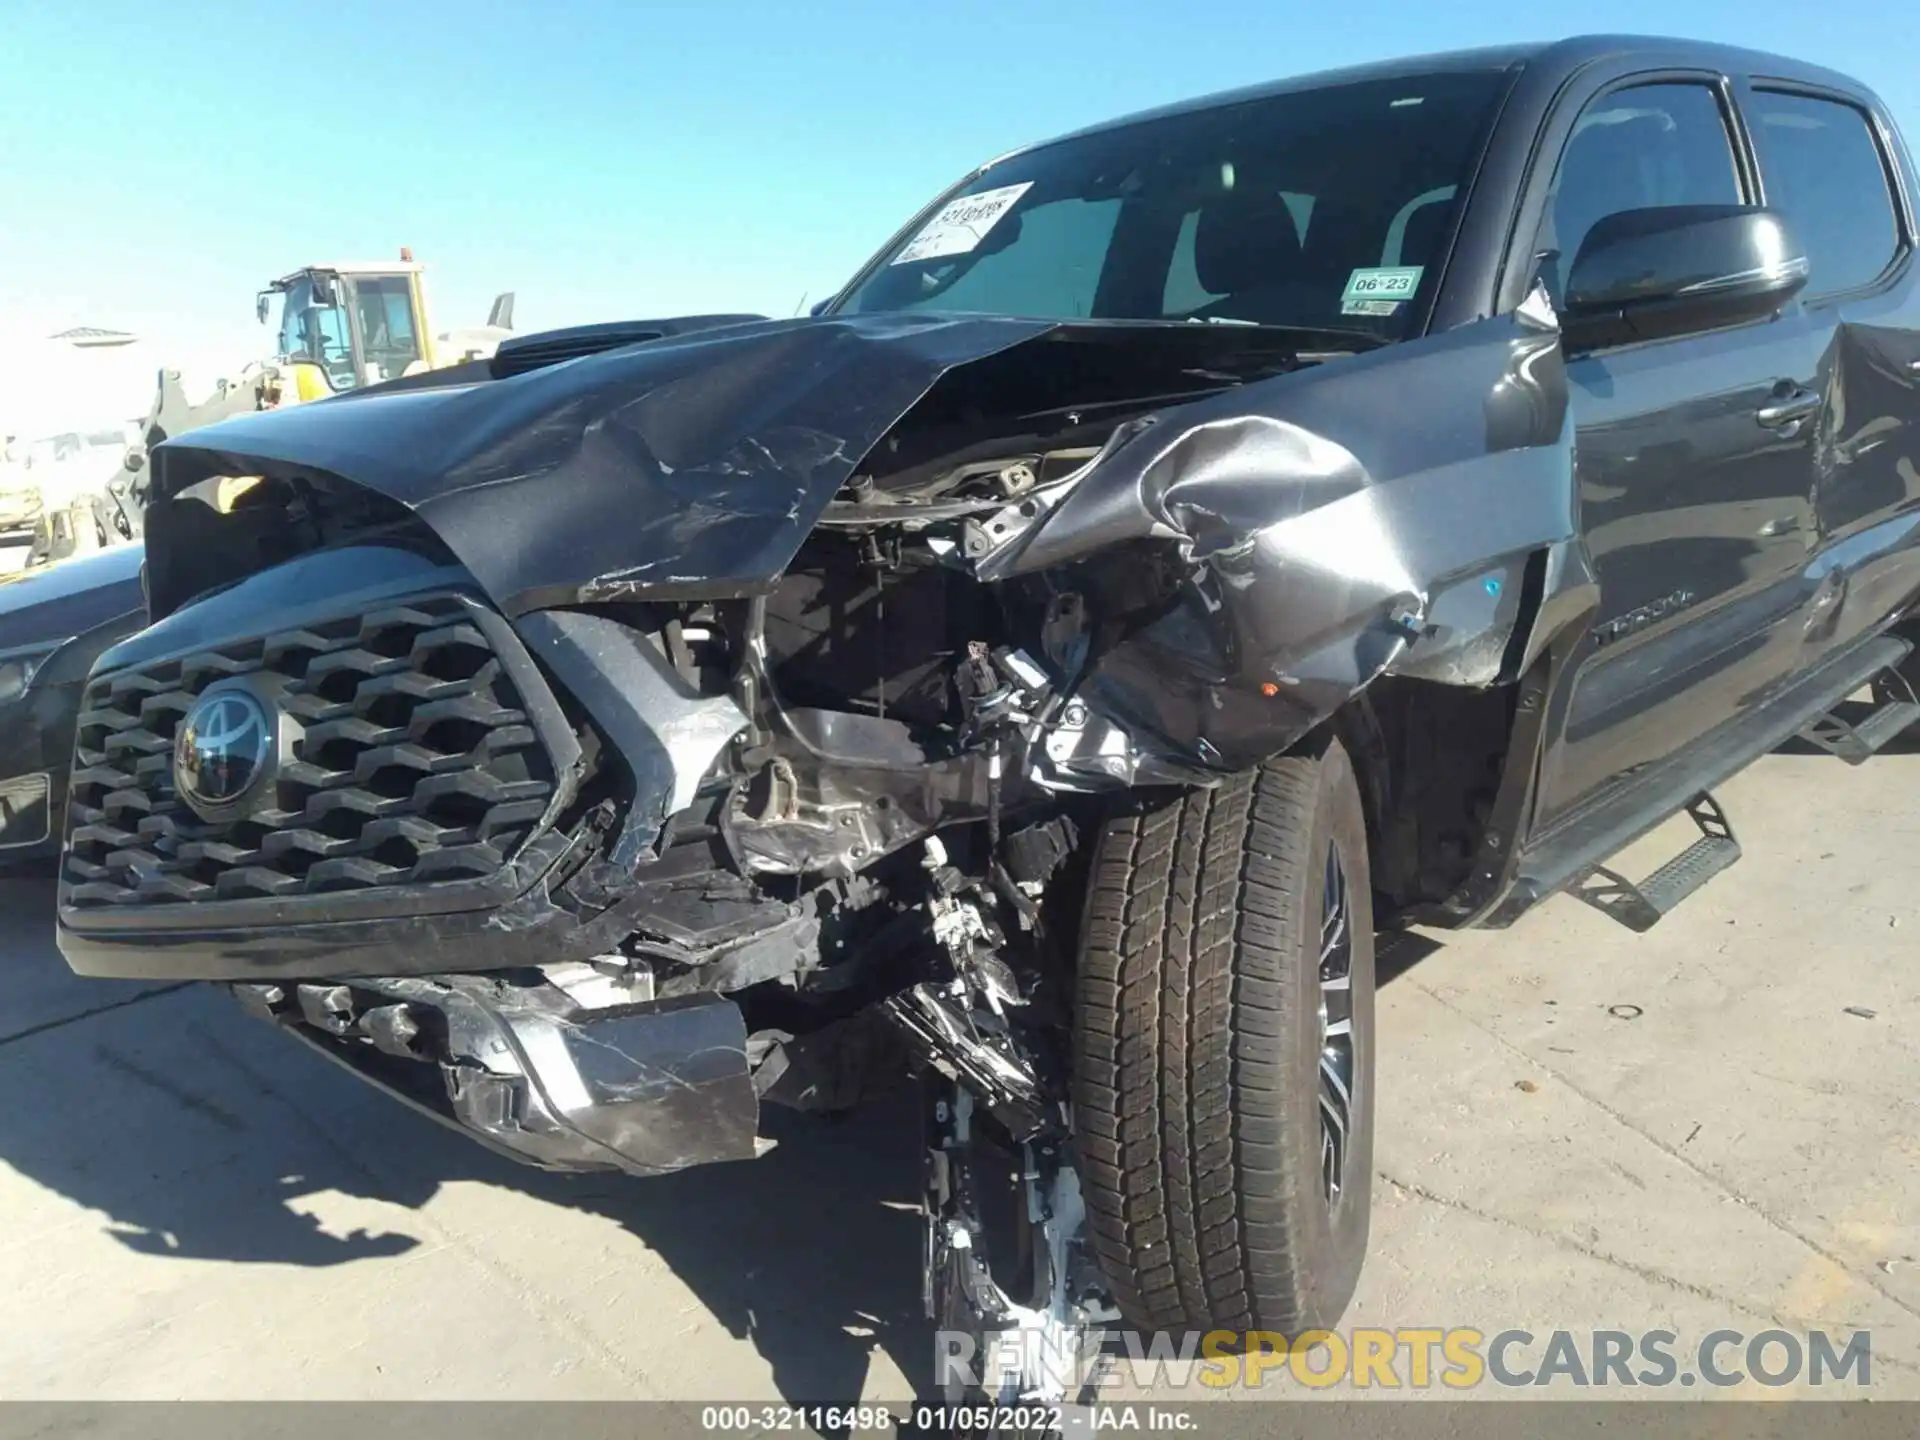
[1561,205,1809,351]
[256,293,271,324]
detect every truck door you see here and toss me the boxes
[1531,78,1826,827]
[1741,85,1920,662]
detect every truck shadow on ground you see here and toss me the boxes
[539,1095,932,1404]
[0,868,1447,1405]
[0,873,930,1401]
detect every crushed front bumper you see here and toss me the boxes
[236,967,763,1176]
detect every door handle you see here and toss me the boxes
[1755,387,1822,430]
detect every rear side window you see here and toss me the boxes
[1749,91,1903,297]
[1536,82,1744,302]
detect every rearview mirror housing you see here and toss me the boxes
[1561,206,1809,351]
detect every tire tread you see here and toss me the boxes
[1073,744,1370,1334]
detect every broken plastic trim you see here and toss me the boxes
[237,972,762,1176]
[517,609,749,874]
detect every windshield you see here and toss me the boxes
[273,275,358,389]
[838,69,1510,342]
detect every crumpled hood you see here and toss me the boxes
[149,313,1062,614]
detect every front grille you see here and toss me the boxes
[63,595,556,908]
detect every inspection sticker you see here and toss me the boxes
[891,182,1034,265]
[1341,265,1424,303]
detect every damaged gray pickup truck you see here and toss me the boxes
[55,35,1920,1397]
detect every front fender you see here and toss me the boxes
[999,292,1594,770]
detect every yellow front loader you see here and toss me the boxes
[260,252,514,401]
[29,253,512,566]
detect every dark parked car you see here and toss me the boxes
[0,545,146,864]
[51,36,1920,1397]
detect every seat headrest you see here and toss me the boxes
[1395,200,1450,268]
[1194,186,1304,297]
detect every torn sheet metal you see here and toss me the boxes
[143,315,1071,616]
[141,315,1308,618]
[985,306,1578,767]
[146,314,1056,615]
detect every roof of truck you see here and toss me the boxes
[1019,35,1878,157]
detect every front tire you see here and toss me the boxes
[1073,737,1375,1335]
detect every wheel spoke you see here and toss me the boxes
[1319,849,1351,983]
[1319,1057,1351,1201]
[1321,1049,1353,1105]
[1320,893,1346,956]
[1317,842,1357,1208]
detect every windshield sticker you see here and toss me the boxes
[1341,265,1423,304]
[891,182,1035,266]
[1341,298,1401,317]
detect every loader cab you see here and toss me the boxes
[261,261,436,399]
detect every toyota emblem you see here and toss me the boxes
[174,686,278,820]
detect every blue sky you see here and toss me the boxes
[2,0,1916,354]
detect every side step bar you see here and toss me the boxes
[1490,633,1912,929]
[1568,792,1741,933]
[1797,665,1920,763]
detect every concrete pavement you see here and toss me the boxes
[0,734,1916,1401]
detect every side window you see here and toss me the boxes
[1536,82,1744,302]
[1749,91,1903,297]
